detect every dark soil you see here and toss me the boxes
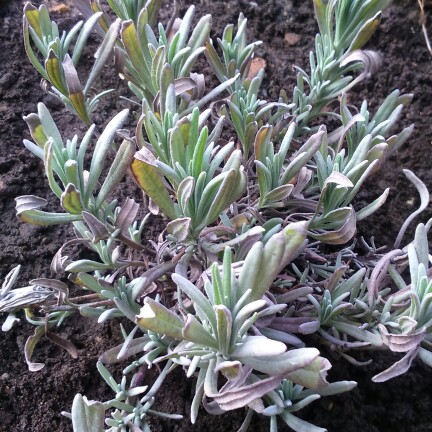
[1,0,432,431]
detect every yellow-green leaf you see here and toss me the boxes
[63,55,90,123]
[24,3,42,39]
[18,209,82,226]
[45,51,68,96]
[348,13,381,53]
[313,0,328,36]
[89,1,110,33]
[23,113,48,148]
[137,298,184,340]
[131,156,176,220]
[61,184,83,214]
[70,91,90,124]
[121,21,154,93]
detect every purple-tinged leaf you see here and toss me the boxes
[63,55,90,123]
[340,50,382,91]
[269,316,320,334]
[208,375,282,411]
[372,347,419,382]
[310,207,357,245]
[82,211,109,242]
[72,0,95,20]
[318,329,369,348]
[368,249,403,306]
[0,285,54,313]
[394,170,430,248]
[50,238,87,274]
[115,198,139,234]
[46,331,78,358]
[24,326,45,371]
[277,286,314,304]
[263,184,294,205]
[167,218,191,242]
[378,322,425,353]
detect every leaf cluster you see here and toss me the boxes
[1,1,431,432]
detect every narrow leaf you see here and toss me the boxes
[85,109,129,201]
[84,18,121,94]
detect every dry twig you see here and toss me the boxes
[418,0,432,56]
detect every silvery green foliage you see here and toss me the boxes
[292,0,392,134]
[371,222,432,382]
[62,356,182,432]
[106,0,162,24]
[136,238,350,424]
[23,2,120,123]
[74,0,163,27]
[207,16,293,159]
[132,105,246,239]
[18,103,148,270]
[226,71,292,159]
[3,1,431,431]
[261,379,356,432]
[205,12,262,85]
[0,266,30,331]
[20,104,132,220]
[116,3,213,105]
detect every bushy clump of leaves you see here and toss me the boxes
[2,1,431,431]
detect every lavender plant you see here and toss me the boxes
[1,0,430,431]
[23,2,120,123]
